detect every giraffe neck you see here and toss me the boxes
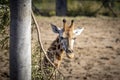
[47,36,64,67]
[43,37,64,77]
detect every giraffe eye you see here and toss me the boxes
[60,36,67,40]
[72,37,76,40]
[60,37,64,39]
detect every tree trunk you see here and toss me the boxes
[10,0,31,80]
[56,0,67,16]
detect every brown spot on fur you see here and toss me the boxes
[56,52,61,60]
[54,62,58,67]
[60,49,63,52]
[56,38,59,43]
[52,47,56,50]
[58,44,60,49]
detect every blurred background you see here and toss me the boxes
[1,0,120,28]
[32,0,120,17]
[0,0,120,80]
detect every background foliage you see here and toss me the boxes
[0,0,9,49]
[0,0,120,79]
[32,0,120,17]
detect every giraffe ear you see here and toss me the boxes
[51,24,60,33]
[74,27,84,36]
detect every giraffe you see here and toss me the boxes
[43,19,84,69]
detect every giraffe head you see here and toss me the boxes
[51,19,84,58]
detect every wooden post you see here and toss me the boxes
[10,0,31,80]
[56,0,67,16]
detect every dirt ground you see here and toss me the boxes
[38,16,120,80]
[0,16,120,80]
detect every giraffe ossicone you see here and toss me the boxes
[45,19,84,68]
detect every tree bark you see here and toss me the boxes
[10,0,31,80]
[56,0,67,16]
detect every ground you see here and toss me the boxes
[0,16,120,80]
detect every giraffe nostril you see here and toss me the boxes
[66,49,73,53]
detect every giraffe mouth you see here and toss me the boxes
[66,52,74,59]
[65,49,74,58]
